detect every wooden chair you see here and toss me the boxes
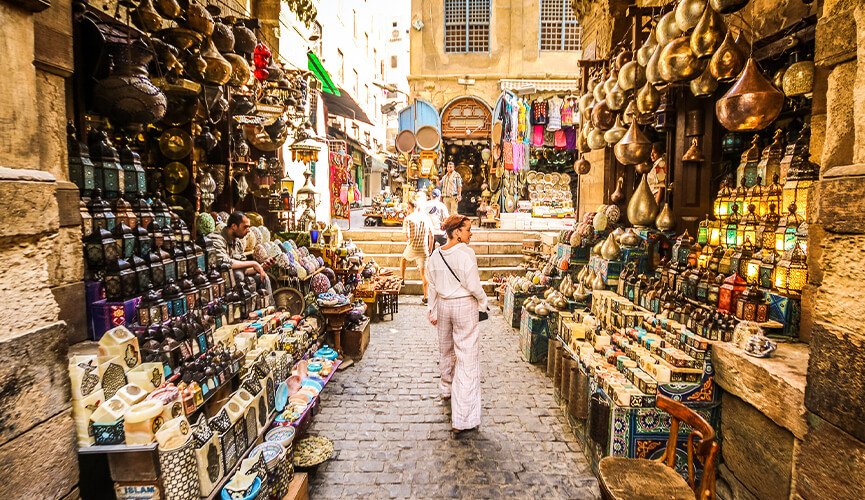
[598,395,718,500]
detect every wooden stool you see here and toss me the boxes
[598,395,718,500]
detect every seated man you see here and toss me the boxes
[209,211,273,305]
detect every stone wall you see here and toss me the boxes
[0,0,78,496]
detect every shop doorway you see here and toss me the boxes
[440,96,493,215]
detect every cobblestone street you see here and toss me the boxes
[306,299,600,499]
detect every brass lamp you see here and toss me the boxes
[775,243,808,297]
[739,204,759,248]
[714,179,733,220]
[724,204,740,248]
[759,248,778,290]
[756,203,780,250]
[757,129,785,186]
[781,125,818,220]
[746,249,763,285]
[736,135,761,188]
[730,238,754,278]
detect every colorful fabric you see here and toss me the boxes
[564,126,577,150]
[511,141,523,171]
[521,100,532,143]
[532,125,545,146]
[561,98,575,126]
[554,129,567,149]
[503,141,514,170]
[435,295,482,430]
[531,100,548,125]
[547,96,563,131]
[517,100,527,141]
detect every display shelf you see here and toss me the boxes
[204,409,278,500]
[78,442,157,455]
[290,359,341,429]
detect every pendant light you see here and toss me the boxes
[690,64,719,97]
[606,82,626,110]
[675,0,707,33]
[656,11,683,46]
[618,61,645,91]
[646,43,664,87]
[604,115,627,145]
[690,3,726,58]
[656,202,676,231]
[637,29,658,67]
[658,36,706,83]
[716,58,784,131]
[710,31,746,81]
[636,80,661,114]
[709,0,748,14]
[628,174,660,227]
[614,120,652,165]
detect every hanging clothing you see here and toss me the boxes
[517,99,528,142]
[503,141,514,170]
[521,100,532,144]
[511,141,523,171]
[547,96,564,131]
[561,98,575,127]
[544,129,555,148]
[531,100,548,126]
[532,125,545,146]
[554,129,567,149]
[564,126,577,151]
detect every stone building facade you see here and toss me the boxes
[578,0,865,498]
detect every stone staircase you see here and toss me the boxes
[343,228,534,295]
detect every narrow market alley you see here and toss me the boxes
[306,301,600,499]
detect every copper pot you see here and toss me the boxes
[709,31,746,82]
[636,80,661,114]
[709,0,748,14]
[716,58,784,131]
[690,3,725,58]
[646,43,664,87]
[637,29,657,67]
[675,0,706,33]
[614,120,652,165]
[574,156,591,175]
[658,36,706,83]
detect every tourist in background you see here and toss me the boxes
[438,161,463,215]
[425,188,449,248]
[426,215,488,435]
[400,197,434,304]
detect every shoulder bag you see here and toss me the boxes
[437,251,488,322]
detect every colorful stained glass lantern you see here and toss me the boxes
[739,204,759,248]
[759,249,778,290]
[672,230,694,265]
[714,179,733,220]
[707,274,724,306]
[736,135,761,189]
[757,203,780,250]
[775,243,808,297]
[724,204,741,248]
[67,123,95,194]
[718,247,736,276]
[718,273,747,314]
[780,125,817,220]
[775,204,803,253]
[697,216,709,245]
[735,286,769,323]
[112,221,136,260]
[757,129,785,190]
[746,249,762,286]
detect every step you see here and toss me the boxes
[392,266,523,281]
[401,279,500,296]
[354,241,524,255]
[343,229,546,243]
[365,253,522,268]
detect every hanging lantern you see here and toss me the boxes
[614,121,652,165]
[759,248,778,290]
[739,204,759,248]
[781,126,818,220]
[782,52,815,98]
[690,3,726,58]
[723,203,740,248]
[775,243,808,296]
[67,123,96,195]
[84,227,118,271]
[735,286,769,322]
[716,59,784,132]
[709,31,746,82]
[713,179,733,220]
[658,36,706,83]
[745,249,762,285]
[775,204,803,253]
[756,203,780,250]
[763,175,783,219]
[736,135,761,188]
[88,129,123,199]
[718,272,747,314]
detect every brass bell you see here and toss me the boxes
[614,120,652,165]
[716,58,784,132]
[658,36,706,83]
[637,30,658,67]
[709,0,748,14]
[690,3,726,59]
[709,31,746,82]
[690,64,719,97]
[627,174,660,227]
[656,11,683,46]
[682,137,704,162]
[675,0,706,33]
[636,80,661,114]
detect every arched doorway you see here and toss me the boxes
[439,96,493,215]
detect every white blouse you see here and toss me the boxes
[425,243,489,320]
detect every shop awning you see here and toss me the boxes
[322,86,373,125]
[307,51,339,96]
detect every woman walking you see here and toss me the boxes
[425,215,489,434]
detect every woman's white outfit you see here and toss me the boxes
[426,243,489,430]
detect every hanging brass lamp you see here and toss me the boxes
[588,126,607,150]
[604,115,628,145]
[657,11,683,46]
[658,36,706,83]
[716,58,784,131]
[709,0,748,14]
[710,31,746,81]
[593,76,607,102]
[782,54,815,97]
[637,29,658,67]
[628,174,660,227]
[201,38,233,86]
[656,202,676,231]
[606,82,626,110]
[636,80,661,114]
[619,61,645,91]
[690,64,719,97]
[690,3,726,58]
[604,69,620,95]
[575,155,591,175]
[614,120,652,165]
[646,43,664,87]
[592,100,615,130]
[675,0,707,33]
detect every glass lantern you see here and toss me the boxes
[796,221,809,255]
[718,273,747,314]
[131,254,151,292]
[684,268,701,300]
[105,258,135,301]
[209,268,225,300]
[133,198,155,230]
[697,217,709,245]
[775,243,808,297]
[735,286,769,323]
[736,135,761,189]
[112,221,136,260]
[172,239,188,280]
[697,243,713,269]
[757,203,780,250]
[708,246,724,273]
[709,218,722,248]
[193,241,206,273]
[148,221,165,251]
[179,274,199,312]
[219,262,234,290]
[759,249,778,290]
[194,270,213,305]
[745,249,762,286]
[118,137,147,198]
[756,129,785,189]
[731,239,754,278]
[151,195,172,229]
[697,270,714,303]
[88,190,116,232]
[202,236,218,272]
[738,204,759,248]
[87,128,122,199]
[707,274,724,306]
[184,240,198,276]
[672,230,694,266]
[67,122,95,195]
[780,125,818,220]
[714,180,733,220]
[160,246,177,284]
[137,285,167,327]
[775,204,803,253]
[718,247,736,276]
[724,204,740,248]
[145,249,165,289]
[84,227,117,271]
[163,279,186,318]
[114,196,137,230]
[225,287,243,324]
[134,224,151,257]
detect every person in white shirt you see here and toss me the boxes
[400,197,434,303]
[426,215,489,434]
[425,188,449,248]
[648,142,668,206]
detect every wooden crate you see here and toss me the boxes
[342,318,370,359]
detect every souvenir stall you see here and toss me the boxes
[500,0,816,482]
[490,90,579,229]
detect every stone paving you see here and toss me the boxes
[305,299,600,499]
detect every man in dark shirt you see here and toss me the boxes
[209,211,272,301]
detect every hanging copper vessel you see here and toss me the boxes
[185,0,214,36]
[593,77,607,103]
[636,80,661,114]
[611,176,626,204]
[591,100,615,130]
[716,58,784,131]
[606,82,626,110]
[575,156,591,175]
[616,50,633,69]
[623,100,635,125]
[782,58,815,97]
[709,31,746,81]
[154,0,181,19]
[232,22,257,54]
[655,202,676,231]
[131,0,164,32]
[690,64,719,97]
[659,36,706,83]
[619,61,645,91]
[646,43,664,87]
[682,137,705,161]
[587,126,607,150]
[628,174,660,227]
[675,0,706,33]
[223,53,252,86]
[604,115,627,145]
[212,21,236,53]
[709,0,748,14]
[657,11,683,46]
[578,123,591,153]
[93,42,168,126]
[579,91,595,117]
[200,38,233,85]
[604,70,619,94]
[614,120,652,165]
[637,29,658,67]
[690,3,726,58]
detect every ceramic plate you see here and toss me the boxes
[275,381,289,412]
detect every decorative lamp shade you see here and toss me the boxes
[698,217,710,245]
[736,136,761,189]
[718,272,747,314]
[759,249,778,289]
[731,239,754,278]
[724,204,740,248]
[714,180,733,220]
[775,243,808,296]
[672,230,695,265]
[145,250,165,288]
[775,204,803,253]
[84,227,118,271]
[757,129,785,189]
[735,286,769,322]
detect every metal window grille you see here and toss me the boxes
[444,0,490,53]
[540,0,581,51]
